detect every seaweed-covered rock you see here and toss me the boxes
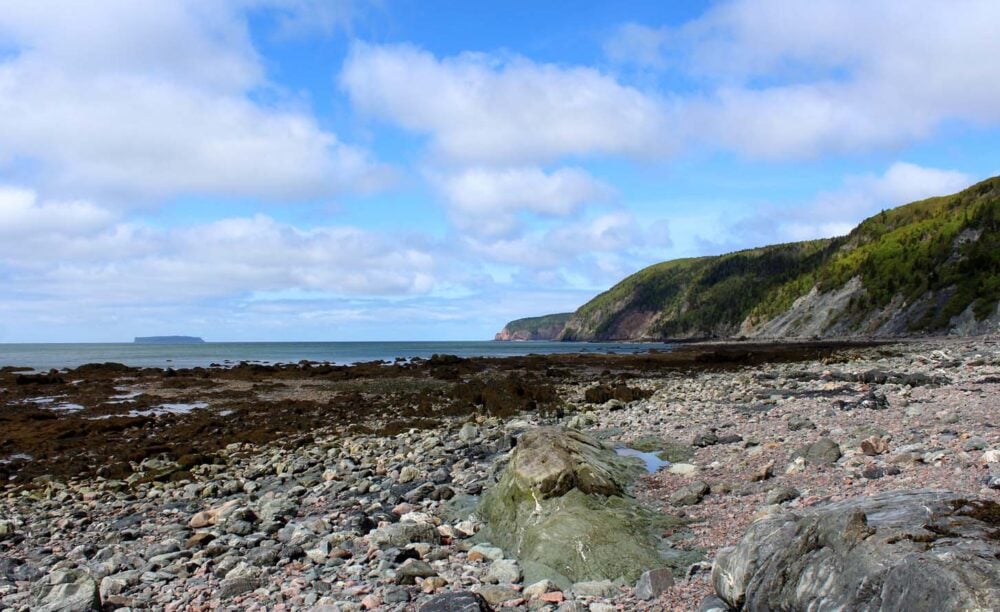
[712,489,1000,611]
[476,427,678,588]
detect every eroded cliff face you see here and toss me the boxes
[494,313,572,341]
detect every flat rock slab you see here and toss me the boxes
[713,489,1000,611]
[31,569,101,612]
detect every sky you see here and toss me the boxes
[1,0,999,342]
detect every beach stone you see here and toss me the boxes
[765,486,800,505]
[399,465,421,483]
[459,422,480,442]
[787,416,816,431]
[668,463,700,476]
[475,585,521,605]
[793,438,842,466]
[692,432,719,447]
[396,559,437,585]
[669,480,709,507]
[468,544,504,562]
[0,520,13,540]
[523,579,557,598]
[861,435,891,456]
[712,489,1000,611]
[634,568,674,600]
[476,427,672,587]
[371,521,439,548]
[588,604,615,612]
[486,559,521,583]
[418,591,493,611]
[31,568,101,612]
[698,595,729,612]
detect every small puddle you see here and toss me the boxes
[615,447,670,472]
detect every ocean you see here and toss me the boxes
[0,341,672,371]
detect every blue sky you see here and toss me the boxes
[0,0,998,342]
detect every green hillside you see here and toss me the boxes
[556,176,1000,340]
[495,312,572,340]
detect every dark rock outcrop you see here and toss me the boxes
[712,489,1000,611]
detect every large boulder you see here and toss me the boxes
[713,489,1000,611]
[476,427,681,587]
[31,569,101,612]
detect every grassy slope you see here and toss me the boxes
[562,176,1000,340]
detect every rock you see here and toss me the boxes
[0,520,13,540]
[692,432,719,447]
[712,489,1000,611]
[418,591,493,611]
[668,463,700,476]
[477,427,672,585]
[486,559,521,584]
[634,568,674,600]
[669,480,710,507]
[399,465,421,483]
[787,416,816,431]
[698,595,729,612]
[474,585,521,605]
[588,604,615,612]
[751,460,774,482]
[571,579,616,597]
[467,544,504,562]
[219,573,261,599]
[459,422,480,442]
[396,559,437,585]
[792,437,842,466]
[860,435,891,456]
[964,437,987,451]
[981,449,1000,464]
[523,579,558,598]
[98,571,139,600]
[765,486,800,505]
[31,569,101,612]
[371,520,440,548]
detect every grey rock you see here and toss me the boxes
[31,568,101,612]
[764,486,800,505]
[669,480,710,507]
[396,559,437,585]
[792,437,842,466]
[459,422,480,443]
[418,591,494,611]
[697,595,729,612]
[383,586,411,603]
[713,489,1000,611]
[371,521,439,548]
[486,559,521,584]
[787,416,816,431]
[475,585,522,605]
[692,432,719,447]
[634,568,674,600]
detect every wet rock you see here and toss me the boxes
[634,568,674,600]
[418,591,493,611]
[476,427,670,586]
[31,568,101,612]
[712,489,1000,611]
[669,480,710,507]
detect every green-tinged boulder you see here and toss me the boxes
[476,427,685,588]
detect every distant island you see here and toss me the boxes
[134,336,205,344]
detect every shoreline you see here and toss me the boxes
[2,337,997,610]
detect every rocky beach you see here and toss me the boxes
[1,338,998,611]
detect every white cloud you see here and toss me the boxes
[0,1,384,201]
[341,43,673,164]
[609,0,1000,158]
[0,186,437,303]
[431,166,615,237]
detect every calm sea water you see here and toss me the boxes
[0,341,672,370]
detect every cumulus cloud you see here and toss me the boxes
[0,1,385,201]
[609,0,1000,158]
[341,43,673,164]
[0,186,437,305]
[430,166,615,237]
